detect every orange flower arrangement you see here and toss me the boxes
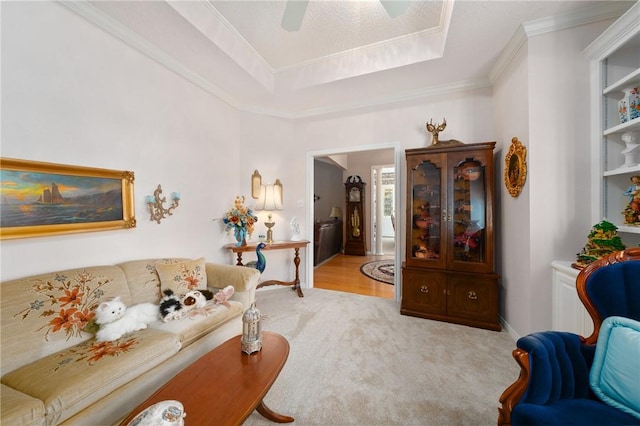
[223,196,258,237]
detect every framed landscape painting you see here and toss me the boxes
[0,158,136,240]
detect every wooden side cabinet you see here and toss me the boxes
[401,141,500,330]
[344,176,366,256]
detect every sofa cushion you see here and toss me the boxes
[149,300,242,347]
[117,258,188,304]
[590,316,640,420]
[1,328,180,425]
[1,384,46,426]
[155,258,207,294]
[0,266,131,375]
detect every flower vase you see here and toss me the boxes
[618,86,639,124]
[234,227,247,247]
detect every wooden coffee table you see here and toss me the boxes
[120,332,293,425]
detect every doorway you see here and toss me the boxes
[306,144,401,302]
[371,165,395,256]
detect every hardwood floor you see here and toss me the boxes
[313,253,395,299]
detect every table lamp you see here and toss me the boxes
[257,181,283,243]
[329,206,342,220]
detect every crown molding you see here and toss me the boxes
[58,0,633,121]
[489,1,633,84]
[523,1,632,37]
[58,0,241,110]
[170,0,275,92]
[488,25,528,85]
[583,1,639,60]
[57,0,483,120]
[241,78,492,120]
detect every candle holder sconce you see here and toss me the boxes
[145,184,180,224]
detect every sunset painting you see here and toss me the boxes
[1,170,123,228]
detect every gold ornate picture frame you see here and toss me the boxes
[504,137,527,197]
[0,158,136,239]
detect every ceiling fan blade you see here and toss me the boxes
[379,0,410,18]
[281,0,309,32]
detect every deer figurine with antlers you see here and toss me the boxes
[426,118,447,145]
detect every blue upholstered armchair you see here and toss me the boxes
[498,248,640,425]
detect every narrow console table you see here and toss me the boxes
[224,240,310,297]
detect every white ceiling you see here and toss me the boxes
[70,1,635,118]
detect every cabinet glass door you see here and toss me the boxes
[450,156,487,267]
[408,158,445,268]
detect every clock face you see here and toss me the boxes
[350,187,361,202]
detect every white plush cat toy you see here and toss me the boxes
[94,297,159,342]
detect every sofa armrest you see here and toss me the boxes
[205,263,260,310]
[498,331,595,425]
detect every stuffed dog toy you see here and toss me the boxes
[159,289,215,322]
[182,289,213,311]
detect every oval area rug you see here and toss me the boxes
[360,260,394,285]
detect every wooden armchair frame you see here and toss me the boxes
[497,247,640,426]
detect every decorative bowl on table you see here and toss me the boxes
[128,400,186,426]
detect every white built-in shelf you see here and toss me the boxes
[604,117,640,136]
[604,164,640,176]
[617,224,640,233]
[603,68,640,96]
[586,2,640,237]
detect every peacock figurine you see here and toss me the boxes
[245,242,267,273]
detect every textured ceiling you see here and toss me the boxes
[209,1,444,69]
[78,0,635,118]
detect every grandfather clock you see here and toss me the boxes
[344,176,366,256]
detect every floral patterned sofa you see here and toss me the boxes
[0,257,260,426]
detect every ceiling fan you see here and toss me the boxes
[281,0,411,32]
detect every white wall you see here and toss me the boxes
[1,2,243,280]
[492,18,615,336]
[492,40,531,336]
[525,21,613,334]
[236,112,297,283]
[314,160,343,222]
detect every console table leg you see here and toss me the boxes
[256,400,294,423]
[292,248,304,297]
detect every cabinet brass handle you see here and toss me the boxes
[420,285,429,293]
[468,291,478,300]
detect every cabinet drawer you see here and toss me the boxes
[401,268,446,314]
[447,275,498,323]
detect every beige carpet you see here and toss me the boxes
[243,288,519,426]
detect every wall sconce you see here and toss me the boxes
[329,206,342,220]
[256,181,283,243]
[251,170,262,199]
[145,184,180,224]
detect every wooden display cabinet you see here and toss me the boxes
[401,141,500,330]
[344,176,366,256]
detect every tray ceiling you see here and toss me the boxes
[75,1,635,118]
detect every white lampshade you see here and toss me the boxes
[257,184,283,211]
